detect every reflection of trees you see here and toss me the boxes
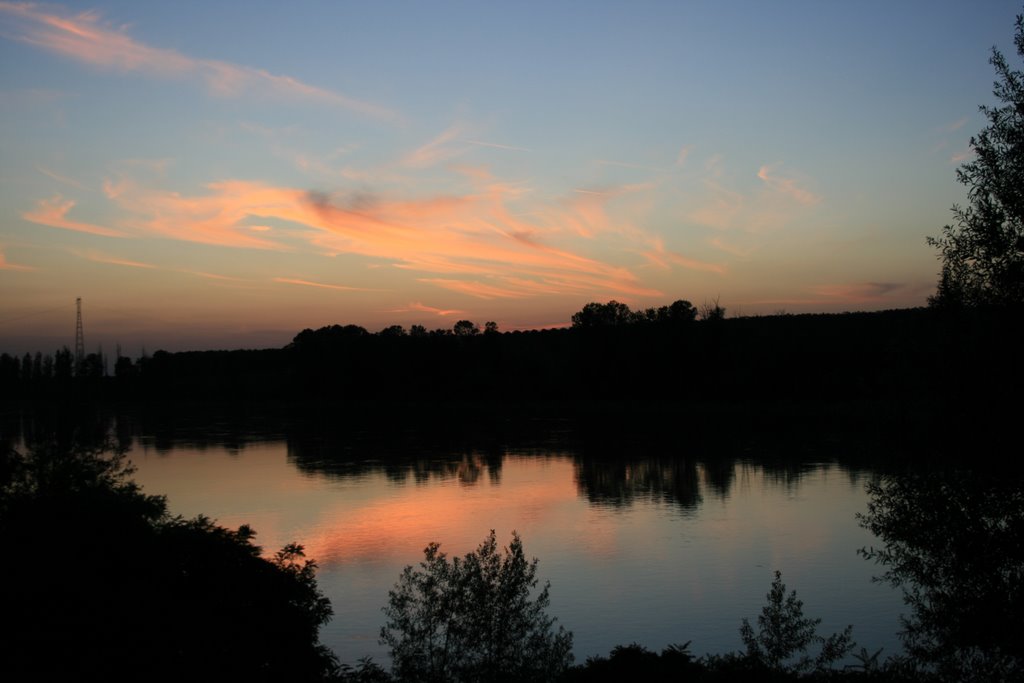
[285,427,507,485]
[574,455,703,511]
[859,471,1024,681]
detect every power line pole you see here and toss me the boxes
[75,297,85,374]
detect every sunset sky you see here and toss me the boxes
[2,1,1021,354]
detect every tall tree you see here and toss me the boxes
[928,12,1024,307]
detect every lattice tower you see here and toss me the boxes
[75,297,85,370]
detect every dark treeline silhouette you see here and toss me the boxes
[4,303,1022,432]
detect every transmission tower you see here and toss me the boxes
[75,297,85,372]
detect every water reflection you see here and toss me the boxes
[116,432,897,667]
[574,455,702,511]
[859,470,1024,680]
[2,407,903,666]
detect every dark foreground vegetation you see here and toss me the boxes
[0,435,338,682]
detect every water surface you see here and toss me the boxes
[129,438,903,665]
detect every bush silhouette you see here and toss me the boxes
[0,439,337,681]
[380,530,573,682]
[739,571,855,674]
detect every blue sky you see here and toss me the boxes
[1,1,1021,353]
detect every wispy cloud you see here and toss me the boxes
[689,180,744,230]
[0,2,400,121]
[79,250,157,269]
[936,117,968,134]
[689,159,821,238]
[676,145,692,167]
[36,165,86,189]
[950,145,974,164]
[467,139,532,152]
[23,195,127,237]
[0,248,33,271]
[756,163,821,206]
[401,124,467,168]
[418,279,526,299]
[594,159,669,173]
[641,247,725,274]
[707,235,755,258]
[273,277,378,292]
[406,302,463,317]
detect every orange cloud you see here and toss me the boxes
[67,167,679,300]
[23,196,127,237]
[0,2,399,121]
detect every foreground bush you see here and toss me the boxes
[381,530,574,683]
[0,439,337,681]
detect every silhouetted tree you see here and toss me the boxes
[928,11,1024,307]
[381,530,573,683]
[738,571,855,674]
[379,324,407,337]
[699,297,726,321]
[453,319,479,336]
[484,321,499,335]
[571,300,633,327]
[667,299,698,323]
[859,472,1024,680]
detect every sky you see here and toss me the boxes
[2,1,1022,354]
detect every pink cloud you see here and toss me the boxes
[22,196,127,237]
[0,2,399,121]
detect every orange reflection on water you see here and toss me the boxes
[300,455,589,567]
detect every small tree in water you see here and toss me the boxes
[739,570,855,674]
[381,530,573,683]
